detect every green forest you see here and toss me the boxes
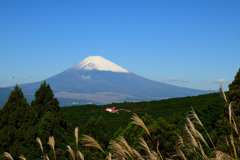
[0,68,240,160]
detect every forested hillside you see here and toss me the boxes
[0,68,240,159]
[61,93,222,134]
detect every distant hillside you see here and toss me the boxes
[0,88,12,108]
[61,93,223,133]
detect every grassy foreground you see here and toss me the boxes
[4,90,239,159]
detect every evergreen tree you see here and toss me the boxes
[31,80,59,112]
[0,84,30,128]
[30,81,60,125]
[30,81,69,158]
[0,82,71,159]
[0,85,30,158]
[228,68,240,103]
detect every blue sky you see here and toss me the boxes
[0,0,239,91]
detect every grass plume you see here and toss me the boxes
[131,113,150,136]
[78,151,84,160]
[48,136,56,160]
[3,152,13,160]
[81,135,109,160]
[19,155,26,160]
[36,137,45,160]
[139,137,157,159]
[131,113,163,160]
[215,150,235,160]
[189,107,216,150]
[220,86,228,103]
[109,139,129,159]
[67,145,75,160]
[75,127,79,160]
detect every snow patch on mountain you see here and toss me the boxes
[70,56,129,73]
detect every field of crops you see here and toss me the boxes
[61,93,221,133]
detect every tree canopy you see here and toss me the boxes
[228,68,240,103]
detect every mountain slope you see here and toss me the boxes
[14,56,212,105]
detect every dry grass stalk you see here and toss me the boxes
[67,145,75,160]
[189,107,216,150]
[75,127,79,160]
[109,153,111,160]
[109,139,129,159]
[175,134,185,149]
[118,136,133,156]
[186,117,197,135]
[48,136,55,151]
[232,120,240,142]
[229,103,233,123]
[48,136,56,160]
[189,107,203,127]
[46,155,50,160]
[78,151,84,160]
[131,148,144,160]
[195,130,209,148]
[219,86,228,103]
[131,114,163,160]
[183,125,198,148]
[81,135,109,160]
[3,152,13,160]
[225,136,233,157]
[228,102,238,160]
[198,143,209,160]
[131,113,150,136]
[139,137,158,159]
[215,150,234,160]
[19,154,26,160]
[175,148,187,160]
[36,137,45,159]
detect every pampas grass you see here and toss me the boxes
[3,152,13,160]
[19,154,26,160]
[75,127,79,160]
[78,151,84,160]
[81,135,110,160]
[131,113,163,160]
[109,139,129,159]
[36,137,46,160]
[118,136,133,156]
[131,113,150,136]
[67,145,75,160]
[215,150,235,160]
[48,136,56,160]
[131,148,144,160]
[183,125,198,149]
[189,107,216,150]
[228,102,238,160]
[220,86,228,103]
[46,155,50,160]
[139,137,157,160]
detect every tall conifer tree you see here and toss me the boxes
[228,68,240,103]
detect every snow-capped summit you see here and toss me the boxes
[70,56,129,73]
[7,55,212,106]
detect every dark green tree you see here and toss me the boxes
[0,82,71,159]
[30,81,60,125]
[30,81,69,159]
[0,85,30,158]
[228,68,240,103]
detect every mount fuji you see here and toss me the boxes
[5,56,212,106]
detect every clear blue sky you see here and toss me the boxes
[0,0,239,91]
